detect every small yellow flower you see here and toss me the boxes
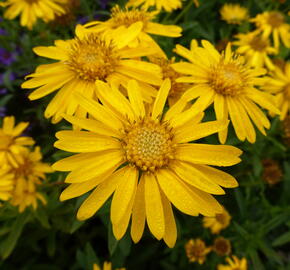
[185,238,211,264]
[5,147,53,212]
[84,5,182,56]
[93,262,125,270]
[262,62,290,120]
[251,11,290,48]
[0,0,68,29]
[22,25,163,123]
[217,255,247,270]
[220,4,248,25]
[172,40,280,144]
[53,79,242,247]
[0,116,34,168]
[213,237,232,256]
[234,32,277,70]
[203,207,231,234]
[262,159,282,185]
[150,57,191,106]
[127,0,182,12]
[283,114,290,146]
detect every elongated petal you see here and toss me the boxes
[144,173,165,240]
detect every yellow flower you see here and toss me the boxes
[6,147,53,212]
[0,0,67,29]
[184,238,211,264]
[283,114,290,146]
[262,159,282,186]
[0,166,14,201]
[220,4,248,25]
[203,207,231,234]
[127,0,182,12]
[53,79,242,247]
[251,11,290,48]
[22,25,162,123]
[93,262,125,270]
[217,255,247,270]
[234,32,277,70]
[84,5,182,56]
[150,57,191,106]
[0,116,34,168]
[262,62,290,120]
[213,237,232,256]
[172,40,280,144]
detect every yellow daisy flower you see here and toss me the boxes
[0,0,67,29]
[171,40,280,144]
[150,57,191,106]
[53,79,242,247]
[262,62,290,120]
[184,238,211,264]
[213,237,232,256]
[22,25,162,123]
[217,255,247,270]
[6,147,53,212]
[0,116,34,168]
[127,0,182,12]
[84,5,182,56]
[251,11,290,48]
[93,262,125,270]
[234,32,277,70]
[203,207,231,234]
[220,4,248,25]
[0,166,14,202]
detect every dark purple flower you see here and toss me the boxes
[0,28,7,35]
[0,107,6,117]
[100,0,109,9]
[0,48,17,65]
[0,73,16,86]
[0,88,8,95]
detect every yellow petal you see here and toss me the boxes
[127,80,145,118]
[144,173,165,240]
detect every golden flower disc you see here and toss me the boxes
[12,159,33,179]
[68,35,120,82]
[209,61,245,96]
[249,36,268,51]
[268,12,284,28]
[122,117,175,172]
[111,6,149,28]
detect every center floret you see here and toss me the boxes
[249,36,268,51]
[122,118,175,172]
[267,11,284,28]
[68,35,120,82]
[111,5,150,28]
[208,60,246,96]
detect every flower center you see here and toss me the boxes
[0,134,12,150]
[268,12,284,28]
[249,36,268,51]
[122,118,175,172]
[216,213,227,224]
[111,5,150,28]
[209,61,245,96]
[284,84,290,99]
[67,35,120,82]
[12,160,33,179]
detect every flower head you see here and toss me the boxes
[0,0,68,29]
[217,255,247,270]
[262,159,282,185]
[22,25,162,123]
[213,237,232,256]
[6,147,53,212]
[0,47,17,66]
[84,5,181,56]
[0,116,34,168]
[185,238,211,264]
[172,40,280,143]
[283,114,290,146]
[251,11,290,48]
[220,4,248,25]
[262,62,290,120]
[127,0,182,12]
[203,207,231,234]
[234,32,277,70]
[53,79,242,247]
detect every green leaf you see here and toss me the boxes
[108,224,118,256]
[70,219,85,234]
[273,231,290,247]
[249,249,265,270]
[0,212,30,259]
